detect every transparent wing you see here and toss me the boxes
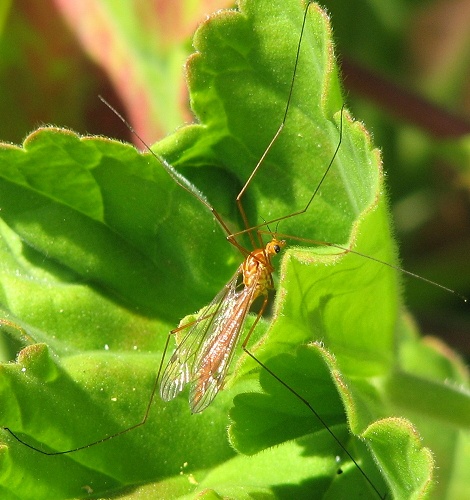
[160,267,242,403]
[189,283,257,413]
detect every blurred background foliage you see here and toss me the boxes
[0,0,468,358]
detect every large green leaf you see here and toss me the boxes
[0,1,468,499]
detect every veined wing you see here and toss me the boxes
[160,266,243,405]
[189,281,259,413]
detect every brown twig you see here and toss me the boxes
[341,58,470,138]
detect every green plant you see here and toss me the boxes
[0,1,468,499]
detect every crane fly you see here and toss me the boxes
[160,237,285,413]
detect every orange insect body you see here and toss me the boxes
[161,237,285,413]
[242,239,285,291]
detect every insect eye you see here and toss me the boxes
[274,245,280,253]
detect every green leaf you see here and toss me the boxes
[0,1,469,499]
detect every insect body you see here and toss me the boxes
[161,238,285,413]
